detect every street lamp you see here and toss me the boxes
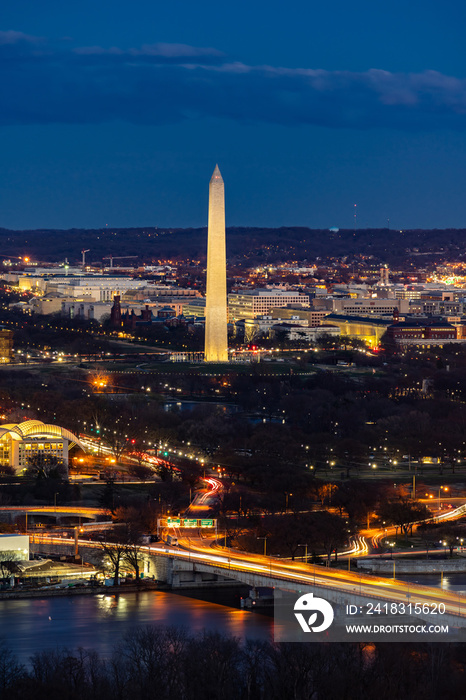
[438,485,448,508]
[257,536,267,557]
[389,541,395,559]
[285,492,292,513]
[298,543,308,564]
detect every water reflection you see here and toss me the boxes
[0,591,272,664]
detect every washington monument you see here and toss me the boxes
[205,165,228,362]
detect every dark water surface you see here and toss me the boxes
[395,572,466,592]
[1,590,273,664]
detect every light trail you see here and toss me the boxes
[186,477,222,511]
[0,506,109,516]
[369,503,466,550]
[32,532,466,618]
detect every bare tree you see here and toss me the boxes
[100,541,126,586]
[122,524,145,581]
[0,552,21,581]
[378,497,431,540]
[25,454,67,480]
[0,640,25,693]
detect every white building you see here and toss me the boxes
[0,420,85,474]
[332,298,410,316]
[0,534,29,560]
[45,277,147,302]
[236,314,307,342]
[7,274,148,302]
[228,290,309,321]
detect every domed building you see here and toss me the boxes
[0,420,85,473]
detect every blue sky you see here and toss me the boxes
[1,0,466,230]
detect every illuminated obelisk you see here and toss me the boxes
[205,165,228,362]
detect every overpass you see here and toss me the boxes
[0,506,109,526]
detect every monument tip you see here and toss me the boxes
[211,164,223,182]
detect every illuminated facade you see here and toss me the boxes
[0,534,29,559]
[0,327,13,363]
[332,298,410,316]
[0,420,85,473]
[326,314,391,347]
[228,291,309,322]
[205,165,228,362]
[386,321,457,348]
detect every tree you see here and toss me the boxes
[316,482,337,506]
[379,329,398,356]
[114,502,161,535]
[123,542,145,581]
[99,476,118,514]
[0,552,20,581]
[128,464,154,481]
[418,523,442,558]
[0,640,25,693]
[100,541,126,585]
[333,481,390,525]
[121,523,146,581]
[25,454,67,480]
[105,427,128,464]
[435,524,464,558]
[271,515,303,560]
[378,497,431,540]
[0,464,14,476]
[312,511,352,563]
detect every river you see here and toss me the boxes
[395,572,466,593]
[7,573,463,665]
[0,590,273,665]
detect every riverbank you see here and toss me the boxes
[0,580,164,600]
[357,557,466,574]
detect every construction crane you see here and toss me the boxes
[81,249,90,269]
[102,255,137,269]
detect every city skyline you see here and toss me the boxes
[2,2,466,690]
[0,2,466,230]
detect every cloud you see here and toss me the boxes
[0,30,41,45]
[0,32,466,130]
[135,43,224,58]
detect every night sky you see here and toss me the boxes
[1,0,466,231]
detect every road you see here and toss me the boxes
[185,477,222,514]
[369,503,466,550]
[0,506,109,518]
[31,530,466,619]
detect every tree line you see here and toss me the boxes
[1,626,466,700]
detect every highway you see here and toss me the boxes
[31,530,466,619]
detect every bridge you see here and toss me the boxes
[32,533,466,628]
[0,506,109,524]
